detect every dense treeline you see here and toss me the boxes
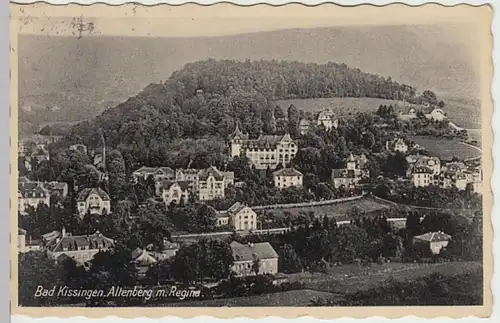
[54,59,427,168]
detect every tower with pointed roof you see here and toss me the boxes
[229,123,249,158]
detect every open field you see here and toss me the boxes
[411,136,482,160]
[157,289,339,307]
[154,261,481,307]
[276,96,481,129]
[298,261,481,295]
[467,129,482,145]
[276,97,410,117]
[259,196,392,221]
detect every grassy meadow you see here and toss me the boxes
[411,136,482,160]
[259,196,392,221]
[276,96,481,129]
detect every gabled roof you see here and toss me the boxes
[223,202,253,217]
[44,181,68,190]
[273,167,303,177]
[131,248,157,265]
[160,180,191,191]
[230,241,279,262]
[18,185,48,198]
[317,110,335,120]
[42,230,61,242]
[76,187,111,202]
[176,168,201,176]
[414,156,440,168]
[50,230,114,253]
[414,231,451,242]
[229,124,250,141]
[133,166,157,174]
[198,166,224,181]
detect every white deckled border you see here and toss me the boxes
[6,0,498,322]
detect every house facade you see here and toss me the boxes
[229,125,298,169]
[18,182,50,214]
[387,138,408,153]
[412,166,434,187]
[47,229,114,264]
[299,118,311,135]
[217,202,258,231]
[316,110,338,131]
[273,167,303,189]
[406,155,441,177]
[230,241,279,277]
[331,153,370,189]
[413,231,451,255]
[132,166,175,183]
[197,166,227,201]
[161,181,191,205]
[76,187,111,217]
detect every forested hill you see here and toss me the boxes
[61,59,428,166]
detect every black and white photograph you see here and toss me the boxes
[11,3,492,316]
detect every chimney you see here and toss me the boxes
[61,227,66,237]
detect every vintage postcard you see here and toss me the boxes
[10,2,493,319]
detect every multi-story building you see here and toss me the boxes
[413,231,451,255]
[18,182,50,214]
[216,202,258,231]
[230,241,279,276]
[331,153,370,189]
[229,125,298,170]
[273,167,303,189]
[76,187,111,217]
[160,180,191,205]
[132,166,175,182]
[406,155,441,177]
[197,166,227,201]
[46,228,114,264]
[316,110,338,131]
[412,166,434,187]
[387,138,408,153]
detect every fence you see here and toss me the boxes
[251,193,366,212]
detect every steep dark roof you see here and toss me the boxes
[332,169,356,179]
[273,167,303,177]
[50,231,114,252]
[76,188,111,202]
[240,133,295,150]
[198,166,224,181]
[230,241,279,262]
[45,181,68,190]
[160,180,191,191]
[412,166,433,174]
[19,185,48,198]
